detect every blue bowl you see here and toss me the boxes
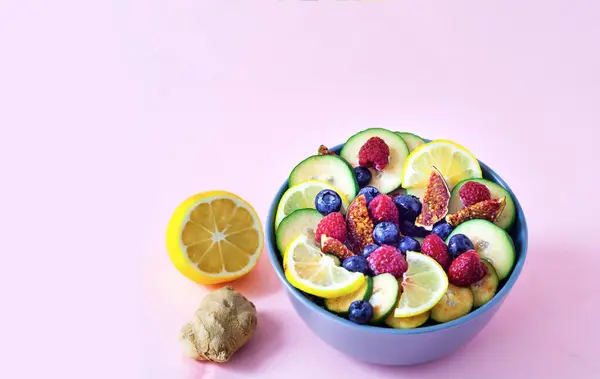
[266,143,528,366]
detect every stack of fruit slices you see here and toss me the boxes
[274,127,518,328]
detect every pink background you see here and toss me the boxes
[1,1,599,378]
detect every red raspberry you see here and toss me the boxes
[315,212,347,244]
[358,137,390,171]
[458,181,491,207]
[366,245,408,277]
[421,234,451,270]
[448,250,487,286]
[368,194,399,225]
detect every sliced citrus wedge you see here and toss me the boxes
[275,180,349,228]
[402,140,482,189]
[393,251,449,318]
[166,191,263,285]
[284,234,365,298]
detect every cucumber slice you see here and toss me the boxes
[368,273,400,324]
[289,155,358,201]
[431,284,473,323]
[325,276,373,315]
[470,259,499,307]
[340,128,409,194]
[396,132,426,152]
[447,219,515,281]
[276,209,323,256]
[385,310,430,329]
[385,288,430,329]
[448,178,516,230]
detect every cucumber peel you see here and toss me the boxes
[449,178,516,230]
[289,154,359,201]
[368,274,400,324]
[325,276,373,315]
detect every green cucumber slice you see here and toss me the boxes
[431,284,473,323]
[368,273,400,324]
[385,293,430,329]
[447,219,516,280]
[396,132,426,152]
[325,276,373,315]
[470,259,499,307]
[449,178,516,230]
[340,128,409,194]
[289,155,358,201]
[275,209,323,256]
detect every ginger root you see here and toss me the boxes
[179,286,257,363]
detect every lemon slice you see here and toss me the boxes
[402,140,482,189]
[275,180,349,228]
[284,235,365,298]
[393,251,449,318]
[166,191,263,285]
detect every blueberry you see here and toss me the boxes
[342,256,370,275]
[432,221,454,241]
[357,186,380,206]
[398,236,421,254]
[372,222,400,245]
[315,189,342,215]
[353,167,372,188]
[447,234,475,259]
[394,195,422,223]
[398,220,430,238]
[348,300,374,324]
[361,243,379,258]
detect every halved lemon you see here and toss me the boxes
[284,234,365,298]
[401,140,482,189]
[275,180,349,228]
[393,251,449,318]
[166,191,263,285]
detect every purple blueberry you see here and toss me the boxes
[361,244,379,258]
[315,189,342,215]
[354,167,372,188]
[432,221,454,240]
[372,222,400,245]
[394,195,422,223]
[357,186,380,206]
[348,300,374,324]
[342,256,370,275]
[447,234,475,259]
[399,220,430,238]
[398,236,421,254]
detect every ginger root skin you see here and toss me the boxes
[179,286,257,363]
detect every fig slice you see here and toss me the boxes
[415,167,451,230]
[446,197,506,227]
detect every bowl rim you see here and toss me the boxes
[266,143,528,335]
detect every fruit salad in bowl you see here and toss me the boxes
[267,128,527,365]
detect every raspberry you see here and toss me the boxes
[366,245,408,277]
[321,235,355,260]
[315,212,347,244]
[458,181,491,207]
[421,234,451,270]
[358,137,390,171]
[448,250,487,286]
[368,194,399,225]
